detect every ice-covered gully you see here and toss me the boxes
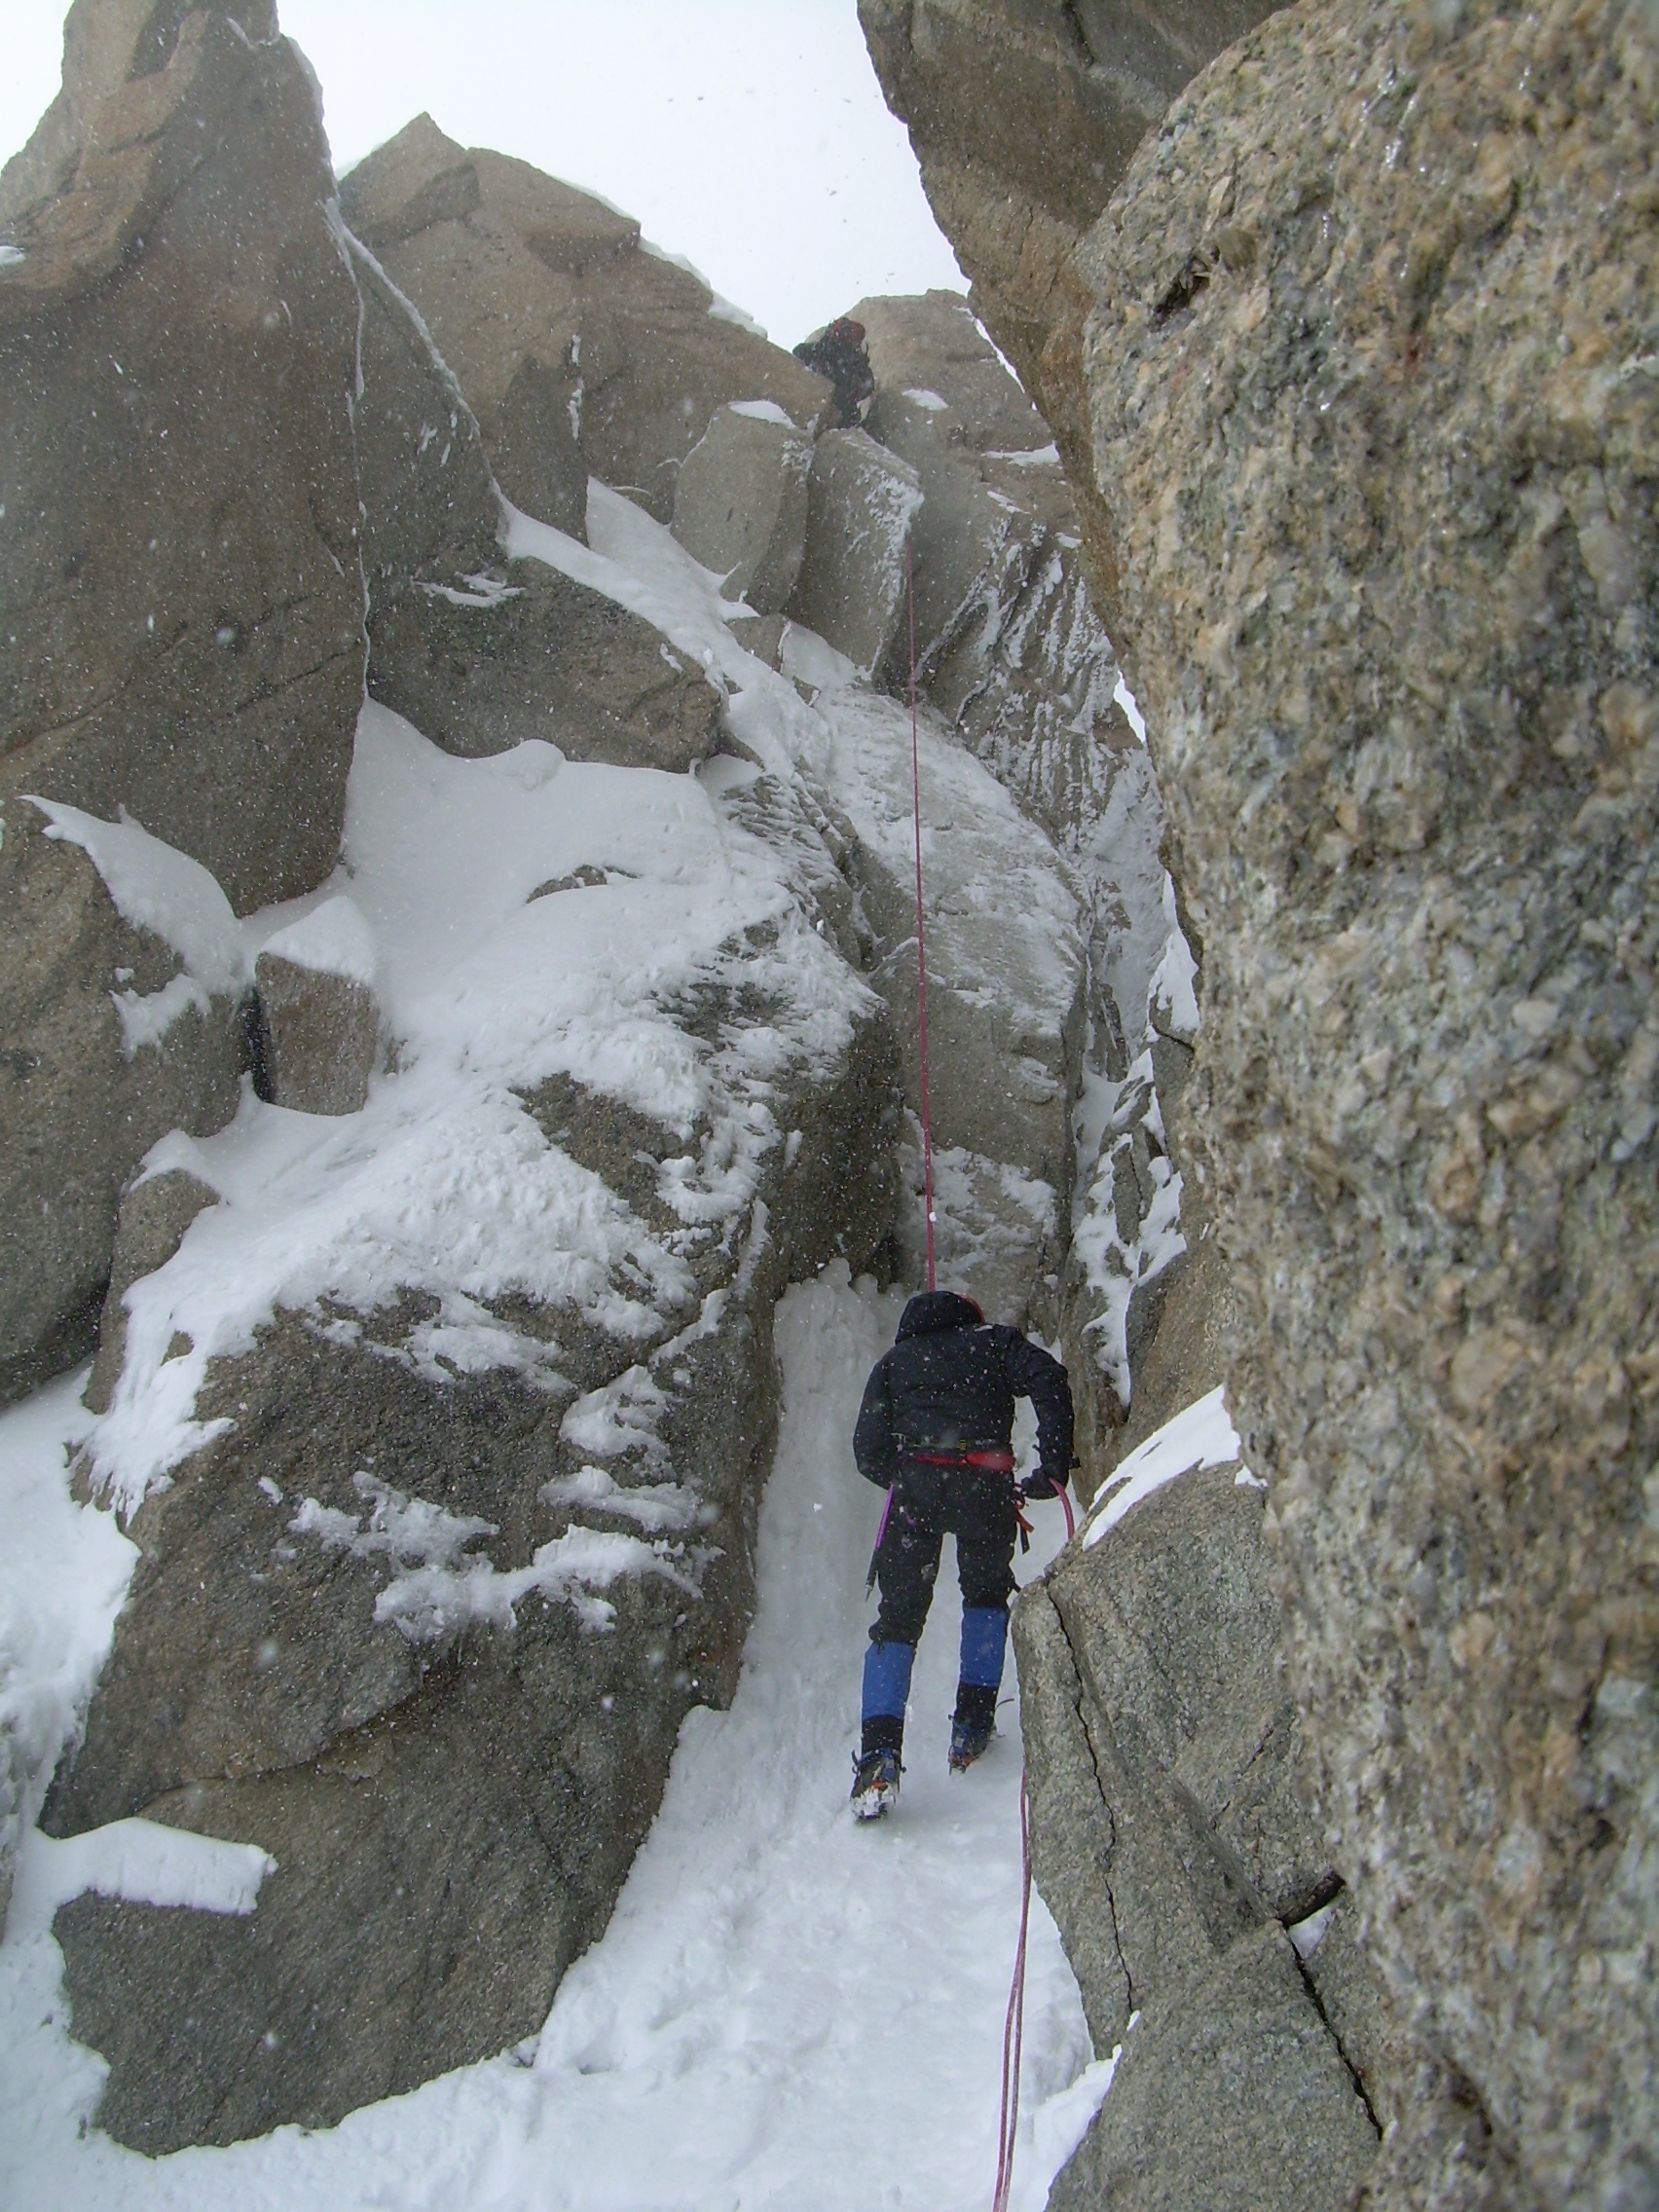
[0,21,1211,2207]
[0,492,1173,2205]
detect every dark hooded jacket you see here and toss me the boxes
[852,1291,1073,1491]
[792,316,875,429]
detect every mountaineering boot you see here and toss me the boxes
[856,1641,913,1821]
[947,1716,994,1772]
[851,1747,902,1821]
[948,1680,998,1773]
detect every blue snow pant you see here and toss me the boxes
[861,1463,1016,1756]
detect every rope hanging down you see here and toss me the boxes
[991,1774,1034,2212]
[862,536,936,1604]
[903,532,1084,2211]
[992,1487,1075,2212]
[907,536,937,1294]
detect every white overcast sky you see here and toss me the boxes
[1,1,966,347]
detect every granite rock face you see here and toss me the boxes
[785,429,923,677]
[341,222,507,710]
[786,640,1088,1323]
[853,291,1069,707]
[45,762,903,2149]
[857,0,1281,606]
[1016,1465,1384,2211]
[1050,1923,1379,2212]
[0,0,365,915]
[83,1164,219,1415]
[856,287,1058,458]
[342,219,723,773]
[0,800,245,1406]
[252,898,381,1117]
[1062,4,1659,2199]
[340,115,830,525]
[849,290,1130,851]
[672,403,813,613]
[866,0,1659,2202]
[365,557,723,772]
[0,0,358,1393]
[846,293,1179,1451]
[338,113,597,535]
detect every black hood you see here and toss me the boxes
[895,1290,985,1343]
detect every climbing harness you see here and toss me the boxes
[911,1448,1016,1473]
[992,1484,1076,2212]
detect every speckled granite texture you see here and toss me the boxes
[1073,2,1658,2199]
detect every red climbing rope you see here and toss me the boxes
[904,532,1083,2212]
[992,1773,1034,2212]
[907,536,937,1294]
[993,1483,1076,2212]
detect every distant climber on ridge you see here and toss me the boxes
[793,315,875,428]
[849,1291,1074,1820]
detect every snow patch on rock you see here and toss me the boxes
[259,894,379,987]
[7,1820,273,1940]
[30,800,246,997]
[1083,1384,1250,1547]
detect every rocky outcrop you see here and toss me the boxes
[343,221,724,772]
[857,0,1281,608]
[0,801,246,1406]
[857,287,1059,459]
[785,429,923,677]
[44,704,903,2146]
[0,8,735,1411]
[780,631,1087,1324]
[855,290,1074,688]
[0,1,1191,2169]
[1017,1458,1384,2209]
[1075,5,1659,2200]
[368,559,723,772]
[848,291,1120,798]
[50,1064,896,2148]
[340,115,830,526]
[872,0,1659,2201]
[0,0,365,913]
[0,0,363,1401]
[672,403,813,613]
[846,290,1182,1456]
[252,898,381,1116]
[83,1164,220,1416]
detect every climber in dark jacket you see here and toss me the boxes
[793,315,875,428]
[849,1289,1073,1818]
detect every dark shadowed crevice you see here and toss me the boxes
[1287,1906,1383,2140]
[1046,1581,1136,2020]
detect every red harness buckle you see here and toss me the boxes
[910,1448,1016,1472]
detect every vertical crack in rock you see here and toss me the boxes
[1285,1893,1384,2140]
[1045,1578,1137,2022]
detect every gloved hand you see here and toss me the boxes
[1020,1467,1063,1502]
